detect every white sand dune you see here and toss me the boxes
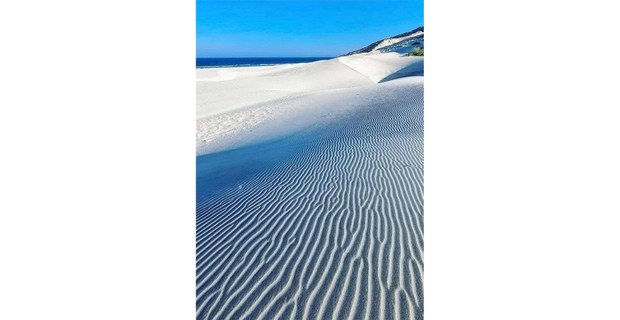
[196,53,424,320]
[339,53,423,83]
[196,64,295,82]
[197,53,423,155]
[196,58,375,119]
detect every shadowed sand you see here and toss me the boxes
[197,53,424,320]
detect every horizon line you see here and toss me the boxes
[196,56,335,59]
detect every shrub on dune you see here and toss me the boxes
[407,47,424,56]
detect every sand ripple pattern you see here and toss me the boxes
[197,79,424,319]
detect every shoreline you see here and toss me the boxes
[196,57,333,69]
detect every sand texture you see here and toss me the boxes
[197,53,424,319]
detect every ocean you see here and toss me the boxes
[196,57,332,68]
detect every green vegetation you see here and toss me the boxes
[407,47,424,56]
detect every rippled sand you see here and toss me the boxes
[197,76,423,320]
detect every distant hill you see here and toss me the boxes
[342,26,424,56]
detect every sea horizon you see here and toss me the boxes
[196,57,333,68]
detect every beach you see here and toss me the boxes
[196,52,424,319]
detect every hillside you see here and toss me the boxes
[342,26,424,56]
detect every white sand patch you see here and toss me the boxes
[196,53,424,154]
[196,64,295,82]
[339,52,424,83]
[196,58,374,119]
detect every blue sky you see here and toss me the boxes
[197,0,423,57]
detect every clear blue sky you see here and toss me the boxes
[197,0,423,57]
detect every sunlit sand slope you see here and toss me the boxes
[196,58,373,119]
[196,77,424,320]
[196,54,424,156]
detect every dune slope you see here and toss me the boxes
[196,54,424,155]
[197,76,424,320]
[196,58,374,119]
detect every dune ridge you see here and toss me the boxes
[196,77,424,320]
[196,54,424,156]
